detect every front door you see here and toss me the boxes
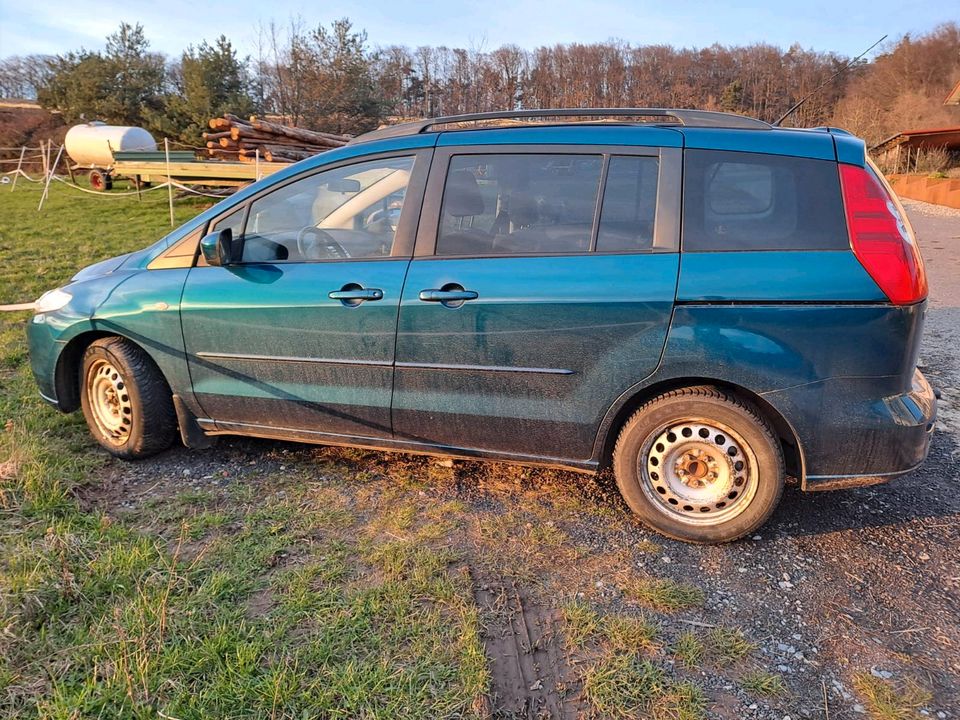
[392,143,681,462]
[180,150,430,439]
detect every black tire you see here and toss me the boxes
[88,169,112,192]
[79,337,177,459]
[613,386,784,544]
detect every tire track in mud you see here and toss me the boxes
[471,572,584,719]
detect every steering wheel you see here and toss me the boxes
[366,204,403,234]
[296,226,349,260]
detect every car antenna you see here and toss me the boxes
[773,34,888,127]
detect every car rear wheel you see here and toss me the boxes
[613,386,784,544]
[79,337,177,459]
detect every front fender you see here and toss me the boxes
[28,268,193,413]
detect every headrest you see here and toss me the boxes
[510,191,541,227]
[443,170,485,217]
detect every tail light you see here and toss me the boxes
[839,163,927,305]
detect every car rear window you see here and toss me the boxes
[682,149,849,252]
[436,153,602,256]
[596,156,659,252]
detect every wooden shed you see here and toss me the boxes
[871,126,960,173]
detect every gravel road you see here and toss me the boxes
[94,199,959,718]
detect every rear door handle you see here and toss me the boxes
[419,289,478,302]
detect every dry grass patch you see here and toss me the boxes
[471,509,579,581]
[298,485,356,530]
[852,673,932,720]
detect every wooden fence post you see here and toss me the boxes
[10,146,25,192]
[165,138,175,227]
[38,144,64,211]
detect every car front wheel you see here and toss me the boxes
[79,337,177,459]
[613,386,785,544]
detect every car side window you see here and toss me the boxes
[596,156,659,252]
[436,153,602,256]
[239,156,416,263]
[682,149,848,252]
[211,207,245,238]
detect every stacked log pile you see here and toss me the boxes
[202,114,350,163]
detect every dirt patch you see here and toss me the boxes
[244,586,276,620]
[472,572,584,719]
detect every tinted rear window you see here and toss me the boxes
[682,149,849,252]
[436,154,602,256]
[596,156,659,252]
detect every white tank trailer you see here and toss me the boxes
[64,122,157,191]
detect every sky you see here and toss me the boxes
[0,0,956,59]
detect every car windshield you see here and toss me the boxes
[313,168,409,227]
[314,168,409,230]
[240,156,416,262]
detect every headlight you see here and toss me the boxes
[35,288,72,313]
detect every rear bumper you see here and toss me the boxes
[764,369,937,491]
[804,460,930,491]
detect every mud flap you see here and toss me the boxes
[172,394,216,449]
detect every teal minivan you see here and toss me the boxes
[28,109,936,543]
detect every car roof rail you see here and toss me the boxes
[351,108,771,143]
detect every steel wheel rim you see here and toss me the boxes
[86,359,133,445]
[637,418,758,526]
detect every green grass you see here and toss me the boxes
[0,184,488,718]
[562,600,703,718]
[671,626,755,671]
[623,578,705,612]
[561,600,659,653]
[582,654,706,720]
[672,631,705,669]
[561,599,604,647]
[706,626,755,664]
[0,180,210,305]
[740,670,785,697]
[604,614,660,654]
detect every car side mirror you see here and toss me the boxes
[200,228,235,266]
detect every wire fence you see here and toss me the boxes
[0,140,241,312]
[1,167,43,183]
[1,140,244,219]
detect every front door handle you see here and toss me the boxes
[418,284,479,308]
[329,284,383,306]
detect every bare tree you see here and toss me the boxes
[833,23,960,145]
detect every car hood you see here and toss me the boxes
[70,246,154,283]
[70,253,131,282]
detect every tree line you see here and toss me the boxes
[1,19,957,147]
